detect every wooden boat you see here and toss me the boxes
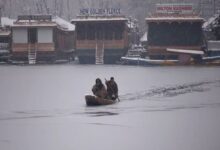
[120,57,178,66]
[85,95,116,106]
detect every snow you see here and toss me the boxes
[12,23,57,27]
[1,16,74,30]
[167,48,204,55]
[140,32,147,42]
[1,17,15,27]
[127,20,135,29]
[53,16,75,31]
[203,16,216,29]
[0,31,10,36]
[203,14,220,31]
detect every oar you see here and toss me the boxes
[117,96,120,102]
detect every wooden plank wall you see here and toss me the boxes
[12,43,55,52]
[76,40,125,49]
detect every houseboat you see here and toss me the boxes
[146,3,205,64]
[71,8,129,64]
[0,28,10,62]
[0,17,14,62]
[11,15,57,64]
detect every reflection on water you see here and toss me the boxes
[85,111,119,117]
[87,122,131,128]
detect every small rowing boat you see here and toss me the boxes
[85,95,116,106]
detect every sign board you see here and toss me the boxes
[79,8,121,16]
[18,15,52,21]
[156,4,193,14]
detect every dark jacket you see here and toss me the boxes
[92,83,107,98]
[105,80,118,100]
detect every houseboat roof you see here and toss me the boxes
[53,16,75,31]
[0,30,10,36]
[71,16,128,23]
[12,21,57,28]
[12,15,57,28]
[146,14,204,23]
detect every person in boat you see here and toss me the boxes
[105,77,118,100]
[92,78,108,99]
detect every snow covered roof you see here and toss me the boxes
[140,32,148,42]
[0,30,10,36]
[12,22,57,28]
[146,13,204,22]
[1,17,15,27]
[72,16,128,23]
[53,16,75,31]
[12,20,57,28]
[146,16,204,22]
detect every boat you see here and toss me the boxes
[85,95,116,106]
[120,57,178,66]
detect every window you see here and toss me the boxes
[113,23,123,40]
[77,24,86,40]
[148,22,203,46]
[96,23,104,40]
[105,24,113,40]
[87,24,96,40]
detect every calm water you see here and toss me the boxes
[0,64,220,150]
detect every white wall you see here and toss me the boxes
[38,28,53,43]
[13,28,27,43]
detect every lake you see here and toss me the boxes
[0,64,220,150]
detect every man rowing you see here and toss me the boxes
[105,77,119,101]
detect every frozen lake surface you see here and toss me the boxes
[0,64,220,150]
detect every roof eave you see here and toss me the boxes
[71,18,128,23]
[145,18,204,23]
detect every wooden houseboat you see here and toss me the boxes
[146,4,204,64]
[0,28,10,62]
[11,15,57,64]
[0,17,14,62]
[71,13,129,64]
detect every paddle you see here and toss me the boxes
[105,78,120,102]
